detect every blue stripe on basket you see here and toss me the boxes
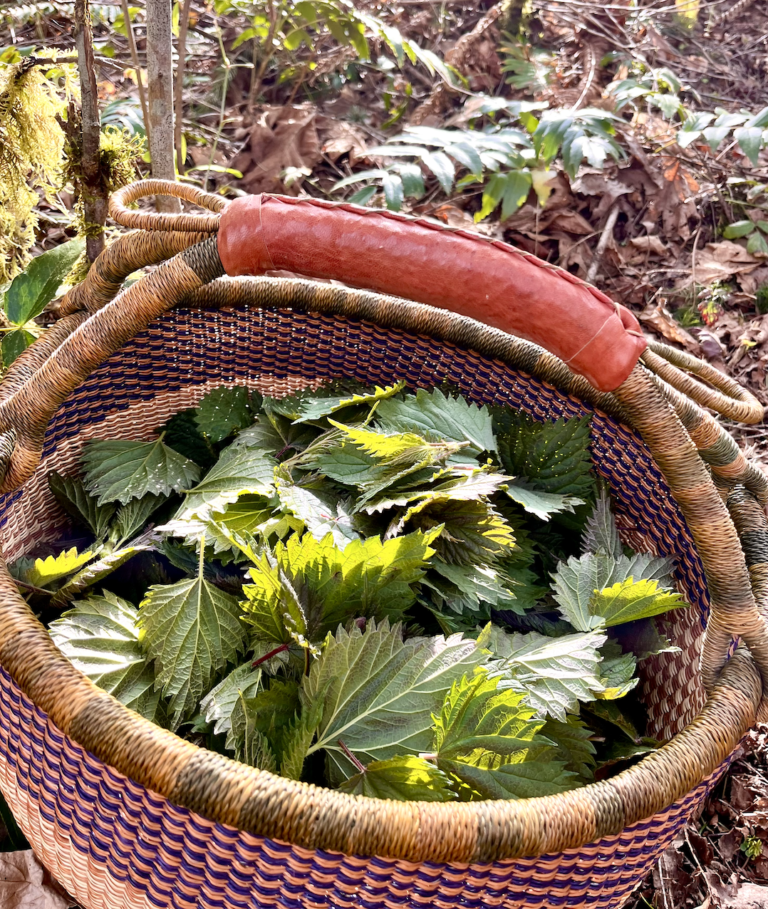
[0,307,722,908]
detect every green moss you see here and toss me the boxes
[756,284,768,315]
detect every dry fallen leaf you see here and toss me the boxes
[0,851,75,909]
[638,302,702,352]
[319,118,368,166]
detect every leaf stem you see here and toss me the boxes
[252,643,289,667]
[338,740,367,774]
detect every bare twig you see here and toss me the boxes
[74,0,107,262]
[586,203,620,284]
[121,0,150,142]
[174,0,193,173]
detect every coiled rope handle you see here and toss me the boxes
[0,178,767,711]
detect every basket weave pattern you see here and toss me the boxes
[0,305,732,907]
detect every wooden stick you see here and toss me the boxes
[121,0,150,144]
[586,202,620,284]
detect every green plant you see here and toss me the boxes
[499,34,556,92]
[333,104,623,219]
[741,835,762,861]
[607,64,768,164]
[756,284,768,315]
[216,0,453,102]
[0,238,83,367]
[723,219,768,257]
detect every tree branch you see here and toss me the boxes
[146,0,181,212]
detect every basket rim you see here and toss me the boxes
[0,279,761,866]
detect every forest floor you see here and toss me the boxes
[4,0,768,906]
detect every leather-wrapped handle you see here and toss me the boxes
[217,194,648,393]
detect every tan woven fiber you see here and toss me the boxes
[108,178,225,233]
[643,340,764,424]
[0,181,765,867]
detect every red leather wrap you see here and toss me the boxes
[217,194,646,392]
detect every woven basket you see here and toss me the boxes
[0,180,766,909]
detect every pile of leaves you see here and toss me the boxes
[12,380,686,802]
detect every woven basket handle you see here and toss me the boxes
[0,180,766,701]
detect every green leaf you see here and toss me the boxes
[407,498,516,566]
[723,220,756,239]
[82,439,201,506]
[702,125,730,154]
[138,564,247,727]
[229,693,278,771]
[551,551,677,631]
[178,440,275,519]
[736,126,763,166]
[375,388,496,456]
[338,755,456,801]
[4,238,84,326]
[303,620,482,783]
[495,413,594,497]
[293,382,405,424]
[505,481,583,521]
[195,386,258,443]
[500,170,533,220]
[48,472,117,541]
[582,486,623,558]
[609,617,681,661]
[747,231,768,257]
[242,531,435,647]
[28,547,96,589]
[590,577,685,628]
[276,478,360,549]
[279,697,323,780]
[382,171,404,211]
[482,628,607,721]
[156,409,217,470]
[539,716,596,782]
[426,562,519,615]
[432,668,575,799]
[110,493,167,547]
[50,543,150,606]
[422,150,455,193]
[1,329,35,367]
[313,442,377,486]
[596,642,638,700]
[199,663,262,736]
[49,593,164,723]
[475,173,506,222]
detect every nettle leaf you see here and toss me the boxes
[110,493,167,547]
[293,381,406,424]
[28,547,97,589]
[279,696,323,781]
[551,552,680,631]
[426,562,518,614]
[199,663,262,736]
[482,628,607,721]
[82,439,201,506]
[597,642,638,700]
[407,498,516,565]
[225,679,302,763]
[138,561,247,727]
[313,442,377,486]
[178,441,275,519]
[48,472,117,540]
[374,468,508,523]
[230,693,278,771]
[303,620,482,784]
[609,617,680,661]
[213,495,275,537]
[432,668,576,799]
[276,476,360,549]
[195,386,259,443]
[582,487,623,558]
[375,387,496,457]
[590,577,685,628]
[505,481,583,522]
[495,413,595,497]
[49,593,164,723]
[338,755,456,801]
[156,409,217,470]
[540,716,596,782]
[50,543,150,606]
[242,530,436,648]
